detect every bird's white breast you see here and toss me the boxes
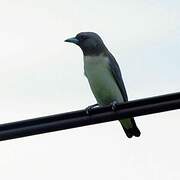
[84,54,123,105]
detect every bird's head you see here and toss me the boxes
[65,32,107,56]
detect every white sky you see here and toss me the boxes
[0,0,180,180]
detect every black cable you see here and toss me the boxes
[0,92,180,141]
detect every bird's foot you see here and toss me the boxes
[85,104,99,115]
[111,101,119,111]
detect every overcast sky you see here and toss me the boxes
[0,0,180,180]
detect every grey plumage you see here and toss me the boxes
[108,52,128,101]
[65,32,140,138]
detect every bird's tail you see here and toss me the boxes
[120,118,141,138]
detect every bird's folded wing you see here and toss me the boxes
[108,53,128,102]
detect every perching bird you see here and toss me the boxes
[65,32,140,138]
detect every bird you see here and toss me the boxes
[65,32,140,138]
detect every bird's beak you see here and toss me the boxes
[64,37,79,45]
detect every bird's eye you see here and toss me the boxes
[81,35,88,40]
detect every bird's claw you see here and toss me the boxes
[85,104,99,115]
[111,101,118,111]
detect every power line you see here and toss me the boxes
[0,92,180,141]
